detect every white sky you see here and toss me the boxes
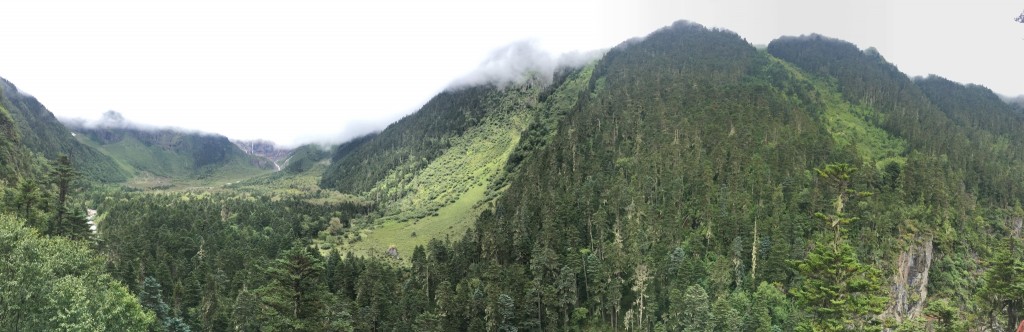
[1,0,1022,147]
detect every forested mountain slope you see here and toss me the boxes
[767,35,1024,205]
[0,100,30,183]
[9,20,1024,332]
[309,21,1024,330]
[319,65,596,258]
[0,78,128,182]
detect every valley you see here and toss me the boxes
[4,19,1024,332]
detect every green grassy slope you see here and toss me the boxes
[322,65,596,260]
[321,85,540,194]
[766,56,907,168]
[69,125,273,188]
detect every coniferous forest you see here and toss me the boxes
[5,21,1024,331]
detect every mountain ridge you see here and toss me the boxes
[6,19,1024,330]
[0,77,129,182]
[63,112,274,183]
[311,21,1024,329]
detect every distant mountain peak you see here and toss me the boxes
[98,110,128,128]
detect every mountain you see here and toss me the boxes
[319,64,595,257]
[281,144,329,174]
[312,22,1024,329]
[1004,95,1024,112]
[0,96,30,183]
[8,19,1024,331]
[233,139,294,170]
[0,78,129,183]
[64,111,273,182]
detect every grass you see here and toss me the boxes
[333,178,488,261]
[322,67,600,262]
[771,56,908,168]
[227,162,366,205]
[329,112,527,262]
[816,82,908,168]
[73,131,273,190]
[320,88,544,262]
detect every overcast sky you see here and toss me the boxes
[1,0,1021,147]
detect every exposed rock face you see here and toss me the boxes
[233,139,291,159]
[884,236,934,324]
[233,139,292,168]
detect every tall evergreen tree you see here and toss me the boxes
[12,179,45,230]
[980,239,1024,331]
[139,276,191,332]
[256,242,330,331]
[48,154,82,238]
[793,163,886,331]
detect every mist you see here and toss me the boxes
[447,41,604,90]
[288,114,401,150]
[60,110,222,138]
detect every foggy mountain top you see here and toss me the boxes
[60,110,225,139]
[0,77,34,98]
[447,41,605,91]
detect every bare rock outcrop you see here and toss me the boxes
[883,236,934,324]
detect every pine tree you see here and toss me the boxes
[139,276,191,332]
[256,242,329,330]
[680,284,713,332]
[793,241,886,331]
[792,163,886,331]
[231,286,261,332]
[12,179,44,229]
[980,240,1024,331]
[48,155,81,238]
[497,293,518,332]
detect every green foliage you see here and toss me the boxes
[753,282,794,332]
[322,65,596,262]
[321,85,519,193]
[9,19,1024,332]
[980,239,1024,331]
[923,298,959,332]
[793,163,886,331]
[139,276,191,332]
[70,125,272,183]
[9,179,48,230]
[792,241,886,331]
[0,213,153,330]
[48,154,88,239]
[254,242,332,331]
[96,190,367,330]
[0,102,28,183]
[679,285,712,332]
[282,144,329,174]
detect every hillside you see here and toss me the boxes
[0,78,128,182]
[0,100,28,182]
[7,20,1024,332]
[282,144,329,174]
[64,111,273,186]
[319,64,596,258]
[308,22,1024,330]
